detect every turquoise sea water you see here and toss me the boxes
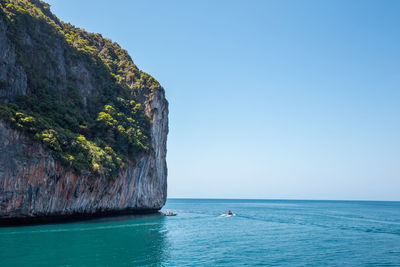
[0,199,399,266]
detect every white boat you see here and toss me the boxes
[220,213,236,217]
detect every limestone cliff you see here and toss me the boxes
[0,0,168,222]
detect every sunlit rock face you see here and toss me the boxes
[0,88,168,220]
[0,3,168,222]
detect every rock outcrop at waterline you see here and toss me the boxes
[0,0,168,222]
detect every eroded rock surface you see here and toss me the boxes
[0,3,168,222]
[0,18,27,100]
[0,87,168,219]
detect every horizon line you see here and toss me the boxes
[166,197,400,202]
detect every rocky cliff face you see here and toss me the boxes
[0,89,168,220]
[0,1,168,222]
[0,17,27,100]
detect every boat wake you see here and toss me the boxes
[220,214,236,217]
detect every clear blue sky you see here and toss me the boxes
[46,0,400,201]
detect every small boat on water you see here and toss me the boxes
[220,210,236,217]
[164,211,177,216]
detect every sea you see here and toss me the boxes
[0,199,399,266]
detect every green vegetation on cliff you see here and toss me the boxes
[0,0,162,178]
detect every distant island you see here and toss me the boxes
[0,0,168,224]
